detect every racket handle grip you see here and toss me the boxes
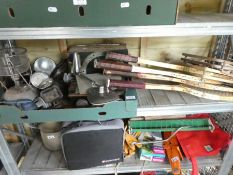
[95,60,132,72]
[106,52,138,63]
[108,79,145,89]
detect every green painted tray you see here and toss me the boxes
[0,0,177,27]
[0,89,137,124]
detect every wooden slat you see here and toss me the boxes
[32,145,52,169]
[16,40,61,63]
[2,124,19,142]
[67,38,140,50]
[139,38,148,58]
[199,97,216,103]
[150,90,171,106]
[179,92,202,104]
[136,89,155,107]
[144,48,209,62]
[21,139,42,170]
[165,91,186,105]
[179,0,221,13]
[45,151,64,169]
[58,157,66,168]
[58,39,67,54]
[144,83,233,102]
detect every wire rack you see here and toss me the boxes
[197,112,233,175]
[212,113,233,135]
[206,1,233,172]
[211,0,233,59]
[200,166,220,175]
[0,47,30,76]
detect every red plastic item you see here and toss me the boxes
[176,114,231,175]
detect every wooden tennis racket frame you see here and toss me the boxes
[94,52,233,101]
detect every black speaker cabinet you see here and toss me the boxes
[61,119,124,170]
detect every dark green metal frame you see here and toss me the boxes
[0,0,178,27]
[0,89,137,124]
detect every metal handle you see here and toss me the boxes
[71,52,81,74]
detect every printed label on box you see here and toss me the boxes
[73,0,87,6]
[126,95,136,100]
[121,2,130,8]
[48,7,58,13]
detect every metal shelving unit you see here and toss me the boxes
[0,13,233,39]
[1,4,233,175]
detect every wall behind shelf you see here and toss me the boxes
[179,0,221,13]
[15,0,221,64]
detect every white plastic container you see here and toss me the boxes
[39,122,62,151]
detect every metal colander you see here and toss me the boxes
[0,47,30,76]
